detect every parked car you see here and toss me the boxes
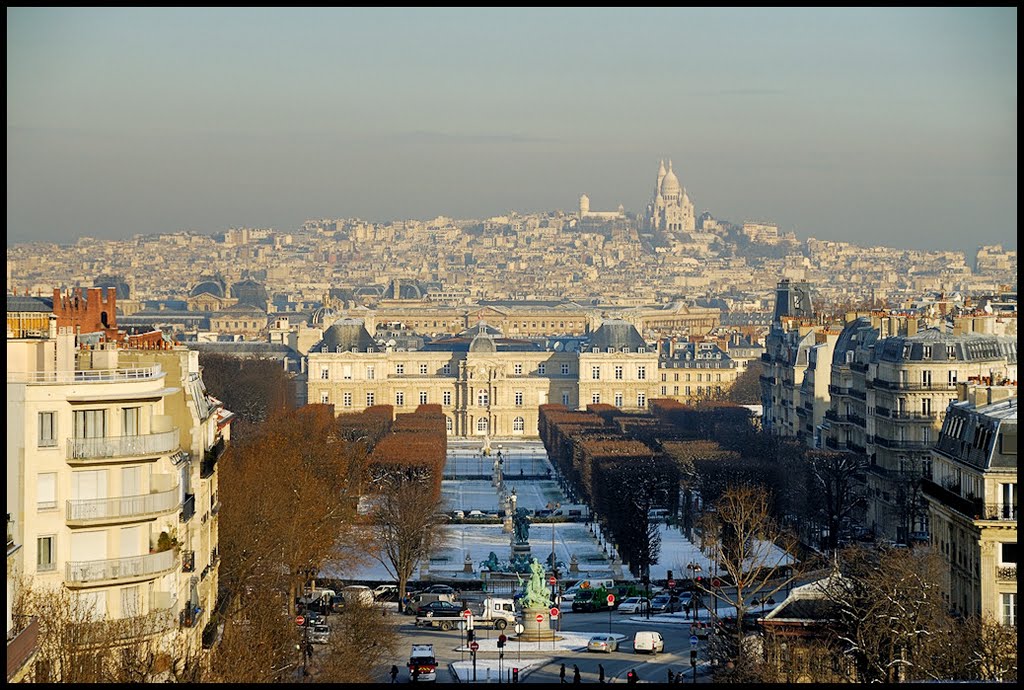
[617,597,652,614]
[587,633,619,653]
[372,584,399,602]
[416,600,464,618]
[421,584,457,596]
[452,510,465,519]
[632,630,664,654]
[467,510,485,518]
[309,623,330,645]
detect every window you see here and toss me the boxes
[343,392,352,408]
[442,363,451,375]
[673,385,679,395]
[366,392,375,407]
[637,366,647,380]
[615,365,623,380]
[561,363,570,376]
[419,391,428,405]
[592,392,601,405]
[38,411,57,447]
[538,364,546,375]
[1002,593,1017,627]
[121,407,140,436]
[420,363,428,375]
[396,363,405,376]
[396,391,405,407]
[513,417,525,432]
[922,398,932,416]
[999,542,1017,566]
[320,366,330,380]
[514,363,523,376]
[922,370,932,386]
[515,391,524,407]
[638,347,645,354]
[343,364,352,380]
[37,535,55,571]
[592,366,601,380]
[366,365,375,380]
[614,393,623,407]
[661,372,667,382]
[637,392,647,408]
[478,391,489,407]
[562,392,570,406]
[947,370,957,385]
[37,473,57,511]
[446,417,453,432]
[121,585,141,617]
[73,409,107,439]
[320,391,330,404]
[443,391,452,406]
[477,418,489,433]
[660,386,667,395]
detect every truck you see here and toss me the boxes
[415,597,518,631]
[408,643,437,682]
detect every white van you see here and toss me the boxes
[632,630,665,654]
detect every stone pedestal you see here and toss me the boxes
[518,606,556,641]
[503,516,513,533]
[511,542,532,561]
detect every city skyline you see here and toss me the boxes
[7,7,1018,255]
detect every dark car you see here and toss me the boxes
[650,594,682,613]
[416,600,463,618]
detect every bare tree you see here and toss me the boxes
[695,484,802,665]
[806,450,866,552]
[822,545,956,683]
[368,474,448,607]
[314,599,400,683]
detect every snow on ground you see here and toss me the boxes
[325,439,789,591]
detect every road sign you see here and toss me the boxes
[690,635,699,647]
[295,615,305,626]
[514,623,525,634]
[712,578,721,588]
[470,641,479,652]
[606,594,615,604]
[535,613,544,623]
[668,579,676,588]
[550,607,560,618]
[463,609,473,619]
[548,576,557,585]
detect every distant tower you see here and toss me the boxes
[579,194,591,217]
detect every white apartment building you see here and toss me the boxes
[6,316,231,679]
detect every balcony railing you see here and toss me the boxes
[872,436,932,450]
[870,379,957,392]
[67,430,179,461]
[979,503,1018,521]
[66,548,176,584]
[9,365,162,384]
[997,566,1016,581]
[849,389,867,400]
[66,488,180,523]
[828,384,851,396]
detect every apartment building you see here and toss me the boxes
[6,291,231,678]
[923,383,1016,624]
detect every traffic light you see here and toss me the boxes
[690,649,697,666]
[512,668,519,683]
[667,569,673,582]
[497,634,507,648]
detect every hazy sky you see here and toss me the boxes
[7,8,1017,254]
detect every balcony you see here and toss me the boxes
[66,548,177,585]
[828,384,851,396]
[67,429,179,462]
[66,488,180,524]
[872,435,932,451]
[182,550,196,573]
[200,438,226,479]
[849,389,866,400]
[997,566,1016,581]
[870,379,957,392]
[9,365,163,384]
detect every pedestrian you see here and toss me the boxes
[598,663,605,683]
[667,668,674,683]
[560,662,567,683]
[626,668,639,684]
[573,664,581,683]
[390,665,399,683]
[411,665,420,682]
